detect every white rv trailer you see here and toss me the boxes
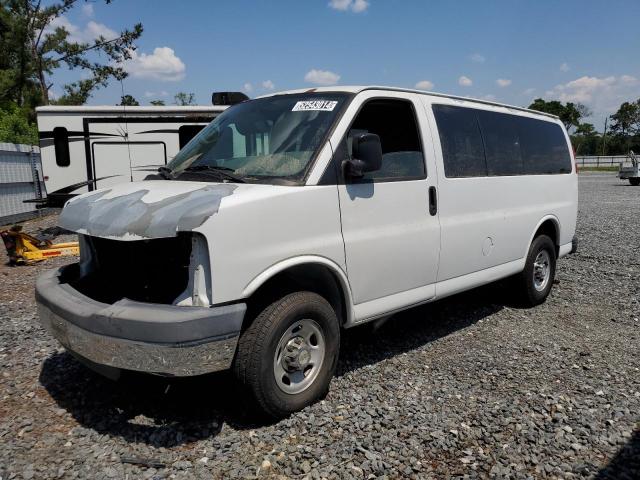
[35,105,227,206]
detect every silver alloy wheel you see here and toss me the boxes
[273,319,326,395]
[533,250,551,291]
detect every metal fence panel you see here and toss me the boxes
[0,143,44,225]
[575,155,628,167]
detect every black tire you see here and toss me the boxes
[515,234,557,307]
[629,178,640,186]
[233,291,340,418]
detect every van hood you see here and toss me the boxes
[58,181,241,240]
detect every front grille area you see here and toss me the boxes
[69,234,192,305]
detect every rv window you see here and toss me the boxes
[477,110,523,176]
[179,125,206,149]
[432,105,487,177]
[53,127,70,167]
[348,99,425,181]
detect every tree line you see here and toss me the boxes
[528,98,640,156]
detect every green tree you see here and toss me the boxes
[528,98,591,132]
[174,92,195,106]
[571,123,598,155]
[149,99,165,106]
[0,0,143,108]
[0,105,39,144]
[609,101,640,137]
[118,94,139,106]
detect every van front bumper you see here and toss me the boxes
[35,266,246,377]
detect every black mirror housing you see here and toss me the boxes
[343,133,382,178]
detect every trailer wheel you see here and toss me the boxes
[630,178,640,186]
[515,234,557,307]
[233,291,340,419]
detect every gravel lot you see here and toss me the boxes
[1,173,638,479]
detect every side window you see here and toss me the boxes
[477,110,523,176]
[348,99,425,181]
[516,117,572,174]
[432,105,486,177]
[53,127,70,167]
[178,125,206,149]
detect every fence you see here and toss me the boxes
[575,155,629,167]
[0,143,45,226]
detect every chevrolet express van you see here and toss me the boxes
[36,86,578,417]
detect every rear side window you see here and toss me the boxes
[432,105,486,177]
[516,116,572,174]
[53,127,70,167]
[433,104,571,177]
[178,124,206,149]
[348,99,425,181]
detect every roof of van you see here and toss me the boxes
[258,86,559,120]
[35,105,227,114]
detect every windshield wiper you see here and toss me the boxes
[158,166,173,180]
[182,165,246,183]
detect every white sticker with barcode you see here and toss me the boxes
[292,100,338,112]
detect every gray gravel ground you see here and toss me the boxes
[0,172,638,479]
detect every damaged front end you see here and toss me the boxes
[71,232,213,307]
[35,182,246,377]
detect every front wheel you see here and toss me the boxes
[515,234,557,307]
[233,291,340,418]
[629,178,640,186]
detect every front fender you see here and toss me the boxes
[242,255,355,325]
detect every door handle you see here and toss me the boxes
[428,186,437,216]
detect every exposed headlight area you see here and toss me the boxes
[67,233,212,307]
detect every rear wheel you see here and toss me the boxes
[515,234,557,307]
[233,291,340,418]
[629,178,640,186]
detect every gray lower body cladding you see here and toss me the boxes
[36,266,246,376]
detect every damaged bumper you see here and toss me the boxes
[35,266,246,376]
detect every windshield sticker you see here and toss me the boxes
[292,100,338,112]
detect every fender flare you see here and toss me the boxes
[242,255,355,325]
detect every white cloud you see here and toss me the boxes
[44,16,116,43]
[352,0,369,12]
[560,62,570,72]
[415,80,434,90]
[523,88,536,96]
[483,94,496,101]
[81,3,94,17]
[546,74,640,121]
[470,53,485,63]
[124,47,186,81]
[243,82,253,92]
[458,75,473,87]
[328,0,369,13]
[144,90,168,98]
[496,78,512,87]
[261,80,275,90]
[85,20,117,40]
[304,69,341,86]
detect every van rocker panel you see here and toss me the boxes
[35,266,246,376]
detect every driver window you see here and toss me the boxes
[348,99,426,181]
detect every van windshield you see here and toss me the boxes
[167,93,349,184]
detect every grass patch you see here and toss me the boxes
[578,166,619,172]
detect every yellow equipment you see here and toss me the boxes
[1,225,79,265]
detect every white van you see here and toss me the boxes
[36,86,578,417]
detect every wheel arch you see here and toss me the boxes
[528,215,561,257]
[242,256,354,327]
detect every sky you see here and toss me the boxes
[48,0,640,129]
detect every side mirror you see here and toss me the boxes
[343,133,382,178]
